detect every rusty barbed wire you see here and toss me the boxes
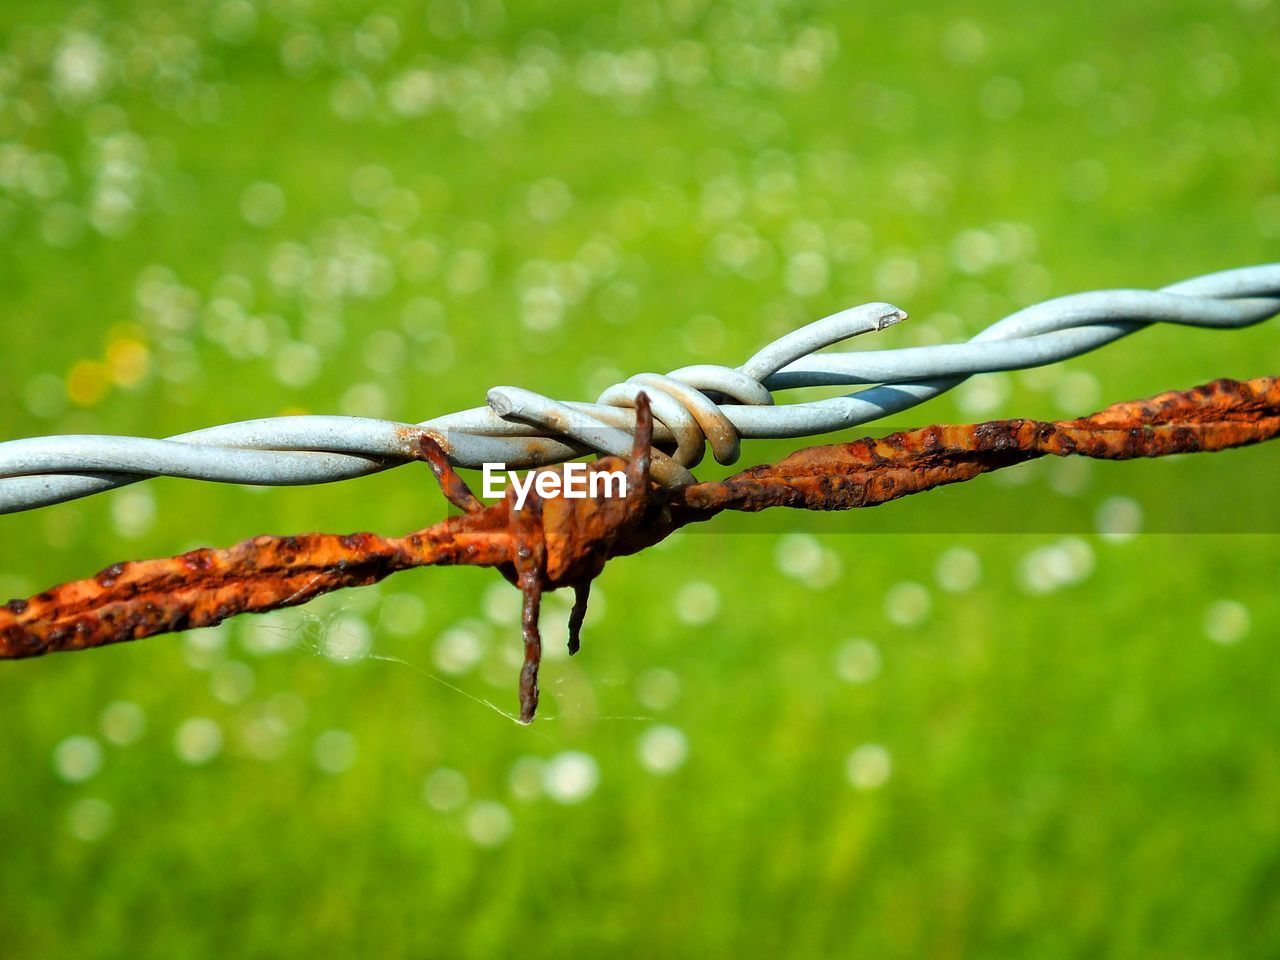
[1,264,1278,512]
[4,376,1279,722]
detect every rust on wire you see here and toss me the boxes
[3,377,1279,722]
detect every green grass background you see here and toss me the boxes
[1,1,1278,956]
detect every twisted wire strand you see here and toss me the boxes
[1,263,1278,514]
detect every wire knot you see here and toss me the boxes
[486,302,908,486]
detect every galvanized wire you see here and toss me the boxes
[2,263,1278,514]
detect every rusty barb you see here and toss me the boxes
[4,376,1280,722]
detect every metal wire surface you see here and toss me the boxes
[2,263,1278,513]
[7,375,1280,724]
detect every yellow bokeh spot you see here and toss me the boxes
[106,338,151,387]
[67,360,110,407]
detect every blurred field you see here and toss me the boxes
[1,1,1279,957]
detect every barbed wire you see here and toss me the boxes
[6,375,1280,722]
[2,262,1278,514]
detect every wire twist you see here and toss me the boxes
[485,301,904,486]
[1,264,1278,514]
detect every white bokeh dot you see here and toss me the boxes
[846,744,892,790]
[184,623,230,668]
[174,718,223,766]
[210,660,255,705]
[53,735,103,783]
[381,593,427,636]
[1204,599,1249,645]
[340,382,388,418]
[1096,496,1143,542]
[776,533,822,579]
[635,668,681,711]
[637,725,689,775]
[434,623,486,675]
[68,798,114,842]
[835,639,882,684]
[956,374,1010,416]
[935,547,982,593]
[423,767,468,812]
[323,615,373,663]
[274,342,321,387]
[508,756,545,802]
[483,581,521,626]
[544,751,599,804]
[110,487,155,539]
[527,178,573,223]
[884,581,931,627]
[239,181,285,228]
[313,730,357,774]
[1055,370,1101,413]
[1019,538,1094,594]
[100,701,146,746]
[465,801,514,847]
[240,613,294,657]
[674,581,720,625]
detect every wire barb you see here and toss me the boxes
[0,265,1278,514]
[3,376,1278,721]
